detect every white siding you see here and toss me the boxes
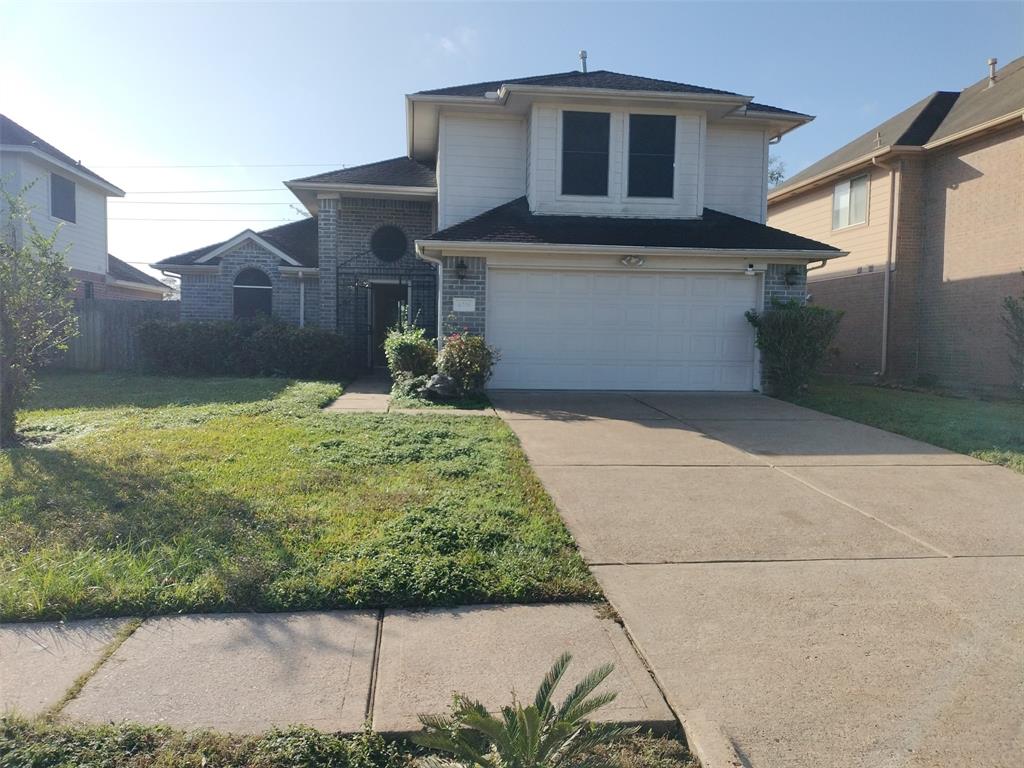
[438,114,526,229]
[18,155,109,274]
[527,105,702,218]
[703,125,768,223]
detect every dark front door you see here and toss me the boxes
[371,283,407,367]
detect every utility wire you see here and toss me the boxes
[110,217,303,222]
[94,162,347,169]
[111,200,300,205]
[124,188,290,194]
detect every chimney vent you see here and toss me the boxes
[988,57,997,88]
[579,49,588,74]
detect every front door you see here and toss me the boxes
[370,283,408,368]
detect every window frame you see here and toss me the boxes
[557,110,612,199]
[831,173,870,231]
[50,173,76,223]
[232,267,273,320]
[625,113,677,200]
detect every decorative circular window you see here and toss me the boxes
[370,226,407,262]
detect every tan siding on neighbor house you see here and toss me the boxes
[768,164,891,278]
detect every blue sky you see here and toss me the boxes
[2,1,1021,275]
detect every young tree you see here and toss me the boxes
[768,154,786,188]
[0,186,77,447]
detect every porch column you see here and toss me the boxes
[317,194,340,329]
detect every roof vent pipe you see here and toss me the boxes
[579,49,588,73]
[988,58,997,88]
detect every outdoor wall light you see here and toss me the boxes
[620,255,645,267]
[784,266,801,286]
[454,259,469,281]
[745,264,757,276]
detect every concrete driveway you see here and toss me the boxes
[492,391,1024,768]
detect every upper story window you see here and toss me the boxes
[561,111,610,196]
[832,174,868,229]
[627,114,676,198]
[50,173,76,223]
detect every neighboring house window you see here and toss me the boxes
[233,268,272,319]
[561,111,610,196]
[370,225,407,262]
[628,114,676,198]
[50,173,76,222]
[832,174,868,229]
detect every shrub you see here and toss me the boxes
[413,652,635,768]
[383,319,437,379]
[746,299,843,397]
[137,319,349,380]
[1002,286,1024,393]
[436,333,497,395]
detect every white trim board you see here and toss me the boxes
[195,230,302,266]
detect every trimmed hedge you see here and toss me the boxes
[746,299,843,396]
[137,320,350,380]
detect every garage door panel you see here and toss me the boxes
[487,268,758,391]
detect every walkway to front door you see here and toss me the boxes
[490,390,1024,768]
[370,283,407,368]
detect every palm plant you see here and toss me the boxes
[413,652,637,768]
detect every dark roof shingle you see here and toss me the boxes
[0,114,121,191]
[289,156,436,187]
[425,197,839,253]
[930,56,1024,142]
[416,69,742,98]
[155,216,319,268]
[107,255,168,288]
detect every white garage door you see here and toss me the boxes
[487,269,759,390]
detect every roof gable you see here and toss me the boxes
[155,217,318,269]
[0,114,123,193]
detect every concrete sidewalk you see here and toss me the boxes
[493,390,1024,768]
[1,603,673,735]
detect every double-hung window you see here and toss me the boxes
[832,174,868,229]
[561,111,610,196]
[50,173,76,223]
[628,114,676,198]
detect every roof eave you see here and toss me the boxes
[416,238,845,261]
[924,108,1024,150]
[284,180,437,198]
[107,277,171,295]
[1,145,125,196]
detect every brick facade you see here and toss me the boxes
[764,263,808,305]
[333,197,437,368]
[440,256,486,336]
[178,241,318,327]
[808,271,886,378]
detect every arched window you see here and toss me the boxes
[233,268,272,319]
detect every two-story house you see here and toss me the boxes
[768,57,1024,395]
[156,69,842,390]
[0,114,171,300]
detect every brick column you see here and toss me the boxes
[441,256,486,337]
[317,195,340,329]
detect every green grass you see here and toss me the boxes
[1,372,596,621]
[789,379,1024,473]
[0,716,694,768]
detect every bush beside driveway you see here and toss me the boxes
[0,373,596,621]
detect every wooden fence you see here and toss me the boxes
[55,299,181,371]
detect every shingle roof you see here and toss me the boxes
[425,197,839,253]
[0,114,122,192]
[289,156,436,187]
[107,255,168,288]
[775,92,960,191]
[774,56,1024,192]
[155,217,319,268]
[930,56,1024,142]
[416,69,742,98]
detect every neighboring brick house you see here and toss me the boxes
[0,115,171,301]
[768,57,1024,395]
[157,68,845,389]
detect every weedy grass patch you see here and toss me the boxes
[1,373,596,620]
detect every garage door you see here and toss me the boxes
[487,269,759,390]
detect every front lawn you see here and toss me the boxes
[0,373,596,621]
[789,379,1024,473]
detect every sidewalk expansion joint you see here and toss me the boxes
[365,608,385,725]
[46,617,143,720]
[589,554,952,567]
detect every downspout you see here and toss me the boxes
[872,156,901,377]
[298,272,305,329]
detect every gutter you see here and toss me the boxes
[416,239,846,261]
[107,279,170,296]
[415,249,445,344]
[872,156,901,377]
[285,181,437,199]
[921,108,1024,150]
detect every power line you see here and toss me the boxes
[125,188,290,194]
[94,162,347,169]
[110,217,303,222]
[111,200,301,205]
